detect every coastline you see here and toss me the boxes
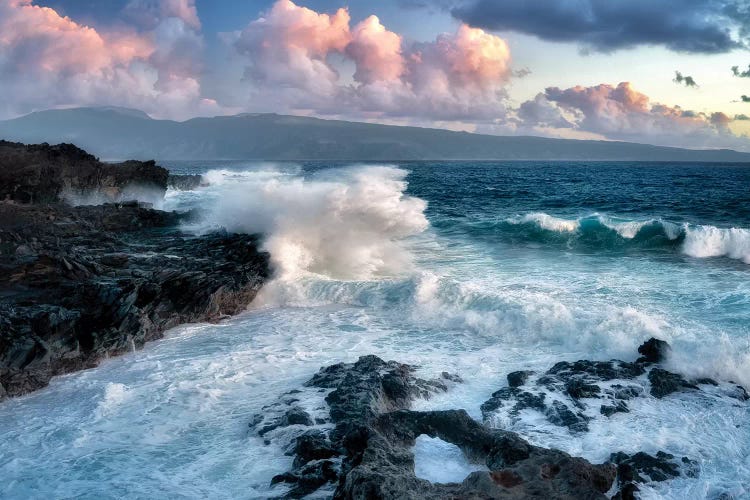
[0,141,270,400]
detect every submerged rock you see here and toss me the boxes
[610,451,699,499]
[648,368,698,399]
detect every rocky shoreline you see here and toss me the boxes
[253,340,748,499]
[0,141,270,400]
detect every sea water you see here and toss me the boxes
[1,161,748,499]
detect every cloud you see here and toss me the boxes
[733,65,750,78]
[231,0,513,121]
[450,0,747,54]
[0,0,217,120]
[673,71,697,88]
[516,82,750,150]
[346,16,405,84]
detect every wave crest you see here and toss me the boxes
[504,212,750,263]
[199,166,429,280]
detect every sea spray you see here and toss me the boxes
[202,166,429,280]
[2,160,749,499]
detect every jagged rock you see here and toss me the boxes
[0,140,168,204]
[545,400,590,432]
[637,338,671,364]
[0,143,271,399]
[272,460,339,499]
[281,406,314,427]
[610,451,698,498]
[507,370,533,388]
[167,174,206,191]
[600,400,629,417]
[648,368,698,398]
[264,355,617,499]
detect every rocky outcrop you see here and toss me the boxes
[0,202,270,398]
[0,140,168,204]
[253,356,616,499]
[255,341,749,498]
[0,141,270,400]
[168,174,206,191]
[479,339,745,436]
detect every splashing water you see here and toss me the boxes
[1,160,749,499]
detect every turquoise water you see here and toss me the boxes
[0,161,748,499]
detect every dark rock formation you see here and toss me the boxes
[479,338,742,436]
[0,202,269,398]
[0,142,270,400]
[167,174,206,191]
[610,451,698,499]
[255,355,617,499]
[507,370,534,388]
[648,368,698,398]
[255,340,747,497]
[0,141,168,204]
[637,337,671,364]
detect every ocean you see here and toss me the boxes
[1,161,748,499]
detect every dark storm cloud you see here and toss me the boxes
[450,0,747,54]
[673,71,697,88]
[732,65,750,78]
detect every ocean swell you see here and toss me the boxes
[500,212,750,263]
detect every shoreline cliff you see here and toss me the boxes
[0,141,270,400]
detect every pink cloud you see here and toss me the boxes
[234,0,351,94]
[517,82,749,149]
[0,0,217,120]
[232,0,513,121]
[347,16,404,84]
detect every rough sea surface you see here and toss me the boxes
[1,161,749,499]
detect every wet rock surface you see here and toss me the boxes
[0,142,270,400]
[610,450,698,499]
[167,174,207,191]
[256,341,749,498]
[256,355,616,499]
[479,339,738,436]
[0,141,168,204]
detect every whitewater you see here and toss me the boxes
[1,161,748,499]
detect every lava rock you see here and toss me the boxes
[506,370,534,387]
[268,355,617,499]
[600,400,630,417]
[0,140,168,204]
[648,368,698,399]
[0,143,271,399]
[637,338,671,364]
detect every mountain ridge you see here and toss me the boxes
[1,107,749,162]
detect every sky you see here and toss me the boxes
[1,0,750,150]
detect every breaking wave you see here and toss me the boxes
[190,166,429,280]
[497,212,750,263]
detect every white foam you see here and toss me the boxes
[413,436,487,483]
[515,212,580,232]
[202,166,429,281]
[682,225,750,263]
[598,216,650,239]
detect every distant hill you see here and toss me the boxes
[1,107,749,162]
